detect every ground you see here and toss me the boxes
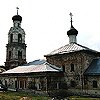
[0,91,51,100]
[0,91,100,100]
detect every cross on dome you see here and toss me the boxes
[16,7,19,15]
[69,12,73,28]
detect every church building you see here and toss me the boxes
[44,13,100,95]
[0,9,65,93]
[0,11,100,96]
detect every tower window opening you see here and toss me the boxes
[9,51,11,59]
[18,34,22,43]
[70,63,74,72]
[18,51,22,59]
[18,23,20,27]
[10,34,13,43]
[93,80,97,88]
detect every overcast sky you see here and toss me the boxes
[0,0,100,65]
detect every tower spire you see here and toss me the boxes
[69,12,73,28]
[16,7,19,15]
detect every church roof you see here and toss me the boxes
[0,67,6,73]
[24,59,46,66]
[2,60,62,74]
[84,58,100,76]
[45,43,99,56]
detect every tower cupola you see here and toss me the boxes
[67,12,78,43]
[12,7,22,22]
[12,7,22,27]
[12,15,22,22]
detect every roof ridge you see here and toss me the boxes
[45,43,99,56]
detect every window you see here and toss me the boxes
[62,65,65,72]
[18,34,22,43]
[57,83,59,89]
[70,64,74,72]
[18,51,22,59]
[15,81,17,88]
[10,34,13,43]
[18,23,20,27]
[19,81,25,89]
[19,81,23,89]
[0,80,2,84]
[24,81,26,89]
[9,51,11,59]
[93,81,97,88]
[36,83,41,90]
[19,80,26,89]
[70,81,76,87]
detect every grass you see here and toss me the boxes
[0,91,51,100]
[0,91,100,100]
[69,96,100,100]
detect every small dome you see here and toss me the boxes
[67,26,78,36]
[12,15,22,22]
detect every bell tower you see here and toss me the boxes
[5,8,27,70]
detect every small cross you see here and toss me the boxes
[69,12,73,19]
[16,7,19,15]
[69,12,73,27]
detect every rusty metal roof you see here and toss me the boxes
[45,43,98,56]
[2,60,62,74]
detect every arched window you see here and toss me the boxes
[18,34,22,43]
[10,34,13,43]
[93,80,97,88]
[70,63,74,72]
